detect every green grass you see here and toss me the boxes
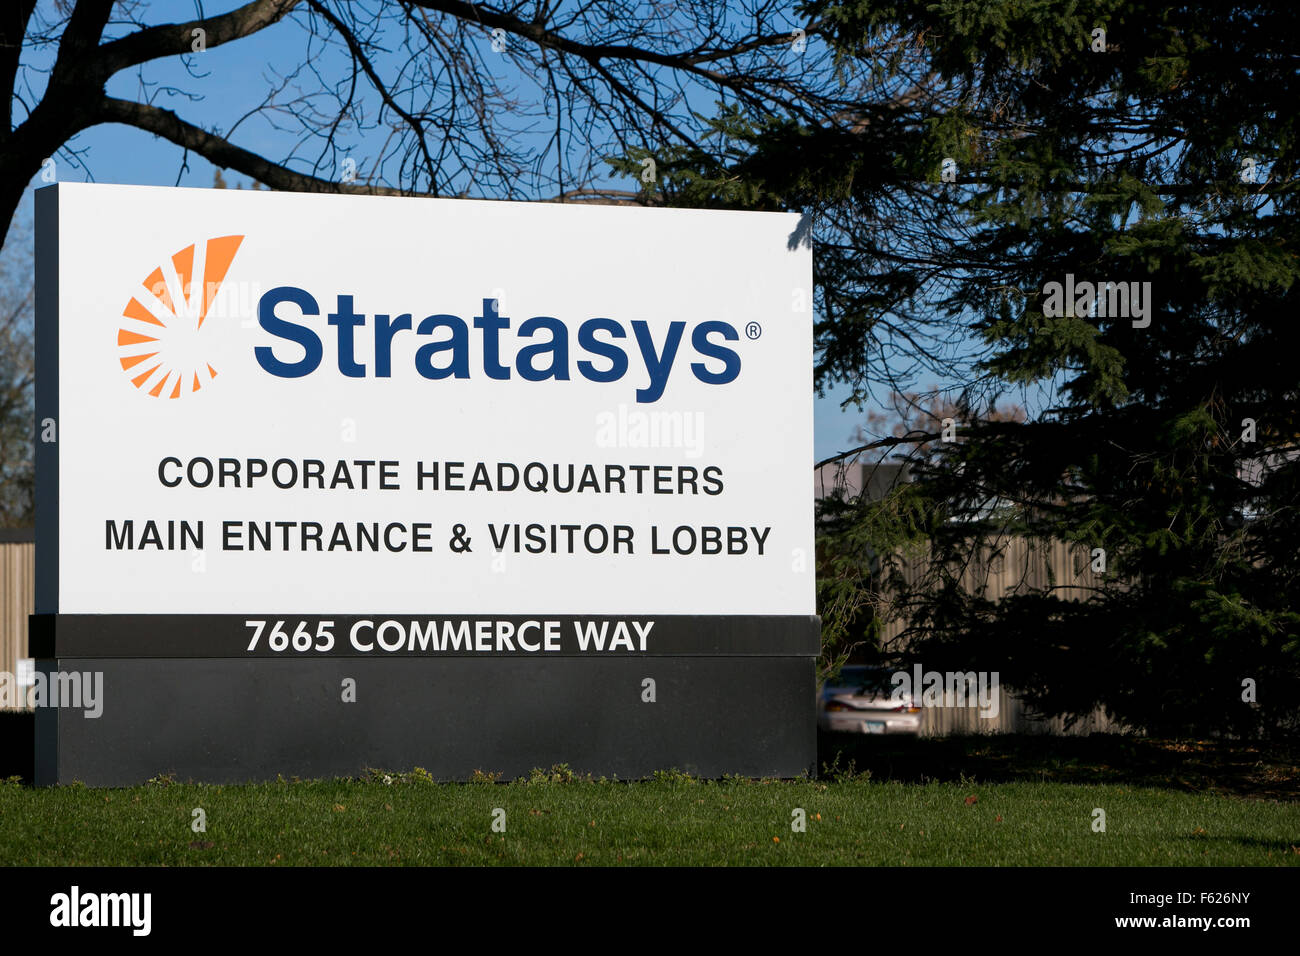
[1,771,1297,866]
[3,731,1296,866]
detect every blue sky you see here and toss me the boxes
[6,1,898,461]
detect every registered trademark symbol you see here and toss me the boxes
[745,322,762,340]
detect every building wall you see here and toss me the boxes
[878,535,1129,736]
[878,535,1105,647]
[917,685,1128,736]
[0,535,34,711]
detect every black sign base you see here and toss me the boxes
[32,614,819,786]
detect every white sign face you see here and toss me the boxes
[42,183,813,616]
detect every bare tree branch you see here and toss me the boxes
[90,0,301,82]
[97,95,415,196]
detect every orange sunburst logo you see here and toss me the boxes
[117,235,244,398]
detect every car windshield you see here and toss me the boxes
[854,679,896,695]
[827,668,895,694]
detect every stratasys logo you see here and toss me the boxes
[120,237,746,403]
[117,235,244,398]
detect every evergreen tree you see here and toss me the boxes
[652,1,1300,735]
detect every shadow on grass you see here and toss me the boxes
[1192,835,1300,854]
[0,712,32,783]
[817,731,1300,800]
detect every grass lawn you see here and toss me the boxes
[3,718,1297,866]
[1,768,1298,866]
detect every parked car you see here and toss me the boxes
[818,665,922,735]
